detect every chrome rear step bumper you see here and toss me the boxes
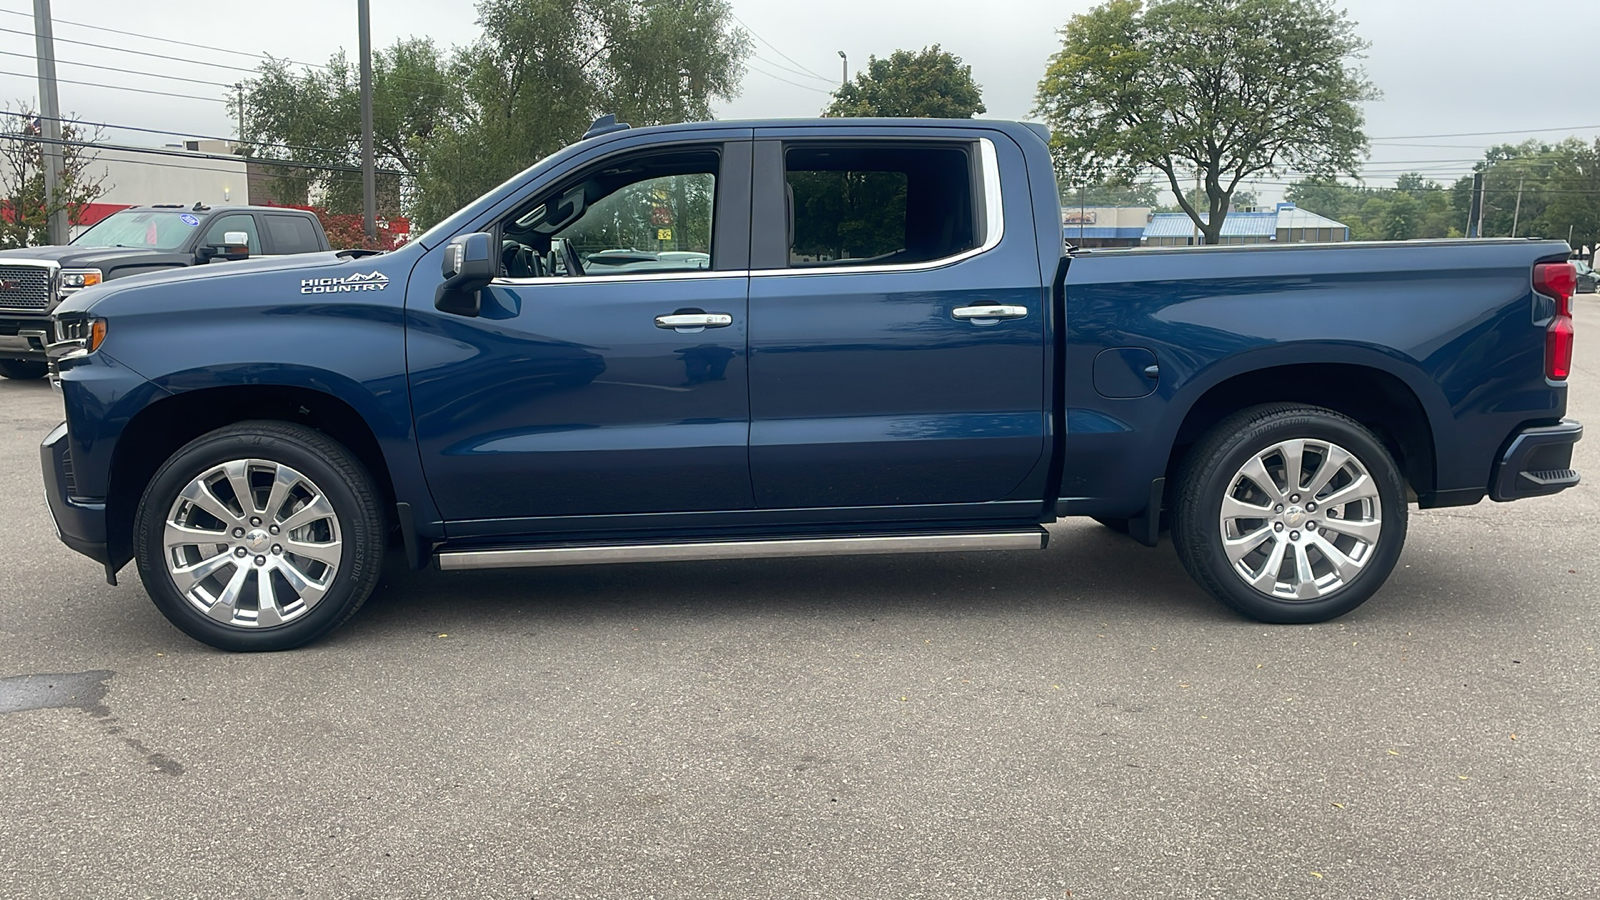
[436,528,1048,571]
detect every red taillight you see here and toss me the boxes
[1548,315,1575,380]
[1534,262,1577,380]
[1536,264,1574,379]
[1534,263,1576,316]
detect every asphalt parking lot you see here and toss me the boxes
[2,299,1598,900]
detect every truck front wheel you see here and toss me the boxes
[132,421,386,651]
[1172,404,1407,624]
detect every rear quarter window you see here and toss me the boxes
[265,215,323,255]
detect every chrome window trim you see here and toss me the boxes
[490,268,750,287]
[755,137,1004,279]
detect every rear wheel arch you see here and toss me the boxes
[1163,360,1439,504]
[106,385,397,571]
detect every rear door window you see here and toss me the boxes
[784,144,979,268]
[265,215,323,255]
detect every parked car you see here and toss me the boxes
[1574,259,1597,294]
[0,205,331,380]
[41,116,1582,650]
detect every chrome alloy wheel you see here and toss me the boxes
[1218,438,1382,601]
[163,459,343,628]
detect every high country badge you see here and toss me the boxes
[301,271,390,294]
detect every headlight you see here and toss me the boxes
[58,268,103,297]
[50,316,108,357]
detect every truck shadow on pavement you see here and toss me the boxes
[335,522,1228,643]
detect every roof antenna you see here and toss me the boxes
[582,114,630,140]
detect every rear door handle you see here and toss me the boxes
[655,313,733,333]
[952,305,1028,325]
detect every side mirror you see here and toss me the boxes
[435,232,495,316]
[197,231,252,263]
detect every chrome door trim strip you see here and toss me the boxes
[491,269,750,287]
[436,528,1046,571]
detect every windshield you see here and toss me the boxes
[73,210,202,251]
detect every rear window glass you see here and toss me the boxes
[785,145,977,268]
[266,215,322,255]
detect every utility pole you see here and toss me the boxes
[234,83,245,148]
[837,50,847,87]
[1511,175,1524,238]
[32,0,68,245]
[358,0,377,242]
[1467,172,1485,238]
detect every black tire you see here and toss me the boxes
[133,421,385,651]
[1172,404,1407,624]
[0,360,47,380]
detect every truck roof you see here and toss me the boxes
[123,204,318,214]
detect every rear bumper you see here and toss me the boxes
[40,421,110,567]
[1490,419,1582,501]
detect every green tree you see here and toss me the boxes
[1287,174,1459,240]
[0,105,110,248]
[1034,0,1377,244]
[237,0,750,229]
[1539,139,1600,253]
[414,0,749,225]
[236,38,456,215]
[1447,139,1600,247]
[824,46,986,118]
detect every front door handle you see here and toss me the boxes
[952,305,1028,325]
[655,312,733,334]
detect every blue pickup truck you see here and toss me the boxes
[41,116,1582,651]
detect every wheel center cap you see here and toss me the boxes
[1284,506,1306,527]
[244,529,271,552]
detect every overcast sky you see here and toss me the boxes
[1,0,1594,200]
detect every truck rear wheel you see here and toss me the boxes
[132,421,385,651]
[0,360,47,380]
[1172,404,1407,624]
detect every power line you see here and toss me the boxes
[0,66,223,102]
[0,7,332,72]
[0,108,375,160]
[1370,124,1600,140]
[0,11,451,91]
[751,53,834,85]
[746,63,833,95]
[12,132,405,177]
[0,25,263,76]
[0,48,234,89]
[730,13,834,82]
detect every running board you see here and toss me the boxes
[435,528,1048,572]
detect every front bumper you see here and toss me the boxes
[0,322,49,362]
[1490,419,1582,501]
[40,421,110,568]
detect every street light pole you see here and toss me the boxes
[358,0,377,243]
[837,50,847,87]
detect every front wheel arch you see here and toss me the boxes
[106,386,397,575]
